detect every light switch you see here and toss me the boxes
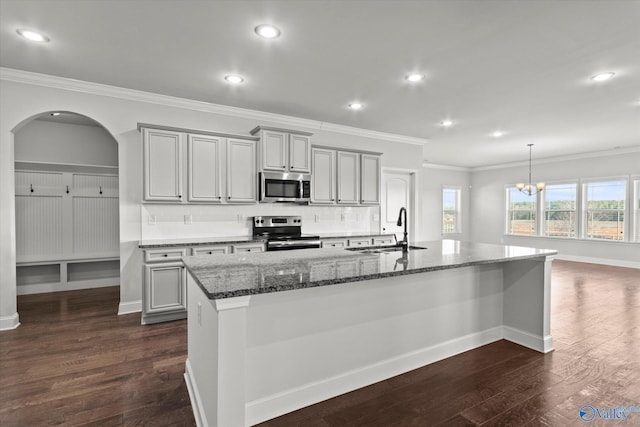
[148,215,156,225]
[314,214,319,222]
[184,214,192,225]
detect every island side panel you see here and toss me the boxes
[502,256,554,353]
[244,264,505,425]
[185,274,250,427]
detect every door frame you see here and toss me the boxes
[381,168,419,242]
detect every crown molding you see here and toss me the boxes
[0,67,428,146]
[471,146,640,172]
[422,162,472,172]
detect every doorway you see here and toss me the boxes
[381,169,417,242]
[14,112,120,296]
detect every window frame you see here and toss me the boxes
[540,180,579,239]
[581,177,628,242]
[441,185,462,235]
[631,175,640,243]
[505,184,538,236]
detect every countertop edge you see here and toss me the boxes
[185,250,557,301]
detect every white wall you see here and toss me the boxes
[0,73,424,328]
[15,119,118,166]
[470,151,640,267]
[421,165,471,241]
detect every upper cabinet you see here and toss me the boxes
[311,146,381,206]
[141,125,258,204]
[227,139,257,202]
[251,126,312,173]
[337,151,360,204]
[360,154,381,204]
[143,128,183,202]
[311,148,336,204]
[187,134,222,202]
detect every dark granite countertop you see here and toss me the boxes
[183,240,557,300]
[139,236,262,249]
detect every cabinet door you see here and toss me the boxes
[311,148,336,204]
[143,128,183,202]
[361,154,381,204]
[337,151,360,204]
[227,139,257,203]
[187,134,222,202]
[261,130,288,171]
[145,262,187,314]
[289,134,311,172]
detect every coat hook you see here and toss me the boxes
[99,186,103,195]
[66,185,70,194]
[30,184,34,193]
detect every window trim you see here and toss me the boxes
[442,185,461,235]
[581,176,628,242]
[540,180,578,239]
[505,184,538,236]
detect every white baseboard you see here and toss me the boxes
[185,359,208,427]
[503,325,553,353]
[0,312,20,331]
[118,299,141,315]
[17,278,119,295]
[246,326,504,426]
[555,254,640,269]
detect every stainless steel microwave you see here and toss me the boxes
[259,171,311,203]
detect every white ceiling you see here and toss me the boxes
[1,0,639,167]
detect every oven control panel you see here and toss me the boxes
[254,216,302,226]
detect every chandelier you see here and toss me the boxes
[516,144,545,196]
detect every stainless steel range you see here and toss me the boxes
[253,216,321,251]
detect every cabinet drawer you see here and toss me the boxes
[348,238,372,247]
[321,239,348,248]
[372,236,395,246]
[233,243,265,253]
[191,245,230,256]
[144,248,187,263]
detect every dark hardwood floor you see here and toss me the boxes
[1,260,638,426]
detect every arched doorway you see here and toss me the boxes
[13,111,120,304]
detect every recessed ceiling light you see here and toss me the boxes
[406,73,425,82]
[255,24,281,39]
[224,75,244,84]
[492,130,504,138]
[348,102,363,110]
[440,119,454,127]
[591,72,616,82]
[50,112,61,116]
[16,28,50,43]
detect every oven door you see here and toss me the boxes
[267,238,322,251]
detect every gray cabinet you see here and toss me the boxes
[143,247,188,324]
[143,128,183,202]
[360,154,381,204]
[251,126,312,173]
[227,139,257,203]
[187,134,222,202]
[311,148,336,204]
[337,151,360,204]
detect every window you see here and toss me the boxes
[583,179,626,241]
[634,179,640,242]
[542,183,577,237]
[442,187,461,234]
[506,186,536,235]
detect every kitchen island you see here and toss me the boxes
[183,240,556,427]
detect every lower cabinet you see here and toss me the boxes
[143,248,188,324]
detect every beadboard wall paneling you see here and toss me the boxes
[15,195,64,259]
[72,196,119,254]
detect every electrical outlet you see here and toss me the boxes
[237,214,245,223]
[314,214,319,223]
[341,213,346,222]
[197,302,202,326]
[184,214,192,225]
[356,214,361,221]
[148,215,156,225]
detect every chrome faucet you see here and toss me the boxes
[396,207,408,253]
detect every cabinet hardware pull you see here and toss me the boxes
[30,184,34,193]
[178,194,182,198]
[163,254,168,257]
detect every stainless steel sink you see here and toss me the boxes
[346,245,427,254]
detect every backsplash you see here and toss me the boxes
[140,204,381,241]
